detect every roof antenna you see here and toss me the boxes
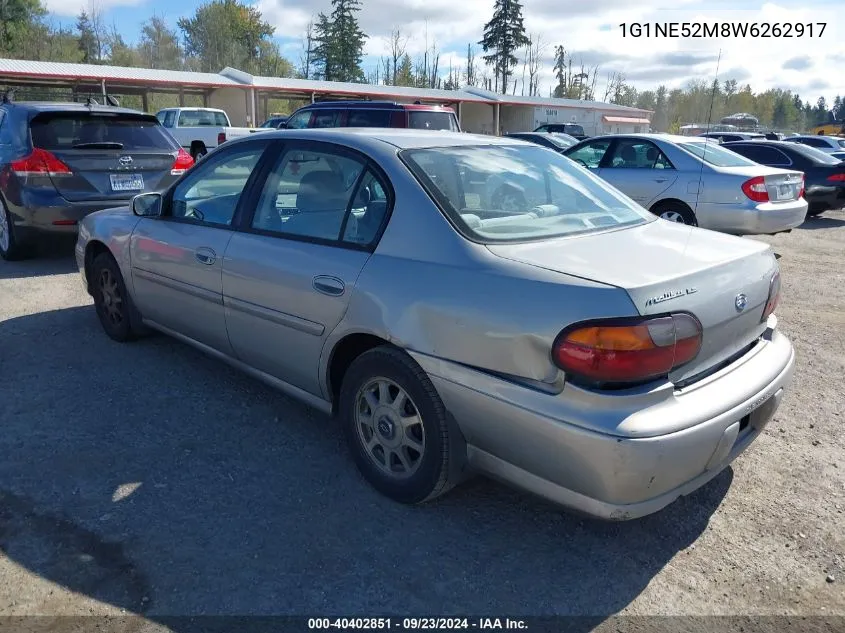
[694,48,721,217]
[86,96,99,106]
[2,88,16,103]
[106,94,120,107]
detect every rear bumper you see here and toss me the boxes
[806,185,845,213]
[413,326,795,520]
[695,199,807,235]
[10,199,130,241]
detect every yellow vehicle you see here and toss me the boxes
[810,121,845,136]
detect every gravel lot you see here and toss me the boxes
[0,216,843,629]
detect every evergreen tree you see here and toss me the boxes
[329,0,366,82]
[478,0,529,94]
[551,45,565,97]
[311,12,334,80]
[833,95,843,121]
[76,11,97,63]
[395,53,414,86]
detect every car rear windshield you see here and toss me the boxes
[787,143,843,164]
[677,141,759,167]
[178,110,229,127]
[401,144,652,243]
[408,111,460,132]
[30,112,178,151]
[837,138,845,149]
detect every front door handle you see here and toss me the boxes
[195,247,216,265]
[313,275,345,296]
[654,178,668,183]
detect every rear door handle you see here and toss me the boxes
[654,178,668,183]
[195,247,216,265]
[313,275,345,296]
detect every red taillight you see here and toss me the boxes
[552,313,703,386]
[11,148,72,178]
[798,174,805,199]
[170,148,194,176]
[827,172,845,182]
[741,176,769,202]
[52,220,77,226]
[762,269,781,321]
[217,132,226,145]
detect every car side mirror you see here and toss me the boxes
[132,192,163,217]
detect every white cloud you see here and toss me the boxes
[44,0,147,17]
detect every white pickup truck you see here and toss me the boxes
[155,107,264,160]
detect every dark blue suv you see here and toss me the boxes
[0,100,193,260]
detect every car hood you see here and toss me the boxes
[487,220,778,385]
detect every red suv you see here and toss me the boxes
[284,101,461,132]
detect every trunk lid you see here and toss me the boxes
[487,220,778,385]
[720,165,804,202]
[30,111,179,202]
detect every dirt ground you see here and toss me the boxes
[0,214,843,631]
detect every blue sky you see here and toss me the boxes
[46,0,845,103]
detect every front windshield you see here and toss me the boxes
[547,133,576,148]
[677,141,759,167]
[401,144,652,243]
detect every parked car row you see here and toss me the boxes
[72,127,795,521]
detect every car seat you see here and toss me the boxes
[284,170,354,240]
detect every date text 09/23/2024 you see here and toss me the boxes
[308,618,527,630]
[618,22,827,38]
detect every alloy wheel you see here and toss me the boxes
[660,210,687,223]
[98,268,124,327]
[354,377,426,479]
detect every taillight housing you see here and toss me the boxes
[217,132,227,145]
[762,269,781,322]
[11,148,72,178]
[797,174,805,199]
[827,172,845,182]
[170,148,194,176]
[741,176,769,202]
[552,313,703,388]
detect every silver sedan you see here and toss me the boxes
[563,133,807,234]
[75,129,795,520]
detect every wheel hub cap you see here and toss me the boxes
[355,378,426,478]
[0,211,9,251]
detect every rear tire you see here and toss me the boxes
[190,143,208,161]
[90,252,146,342]
[339,346,466,504]
[650,201,697,226]
[0,202,33,261]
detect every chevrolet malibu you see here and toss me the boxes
[75,129,795,520]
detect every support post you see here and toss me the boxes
[141,92,149,112]
[494,103,500,136]
[178,88,185,107]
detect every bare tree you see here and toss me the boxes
[429,40,440,88]
[387,27,407,85]
[464,43,477,87]
[380,56,390,85]
[526,34,544,96]
[89,0,105,62]
[603,71,626,103]
[298,20,314,79]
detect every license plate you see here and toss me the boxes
[110,173,144,192]
[777,184,793,200]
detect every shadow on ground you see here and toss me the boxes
[0,306,732,631]
[798,215,845,231]
[0,240,77,280]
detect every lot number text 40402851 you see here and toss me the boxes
[307,618,528,630]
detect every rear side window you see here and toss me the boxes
[177,110,228,127]
[162,111,176,128]
[30,113,179,151]
[312,110,341,128]
[347,109,391,127]
[408,111,459,132]
[799,137,828,148]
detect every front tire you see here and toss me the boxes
[650,201,697,226]
[90,252,145,342]
[339,346,466,504]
